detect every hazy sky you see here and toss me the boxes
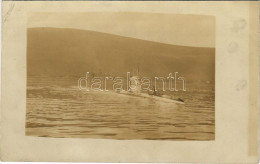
[28,12,215,48]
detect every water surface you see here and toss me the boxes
[26,76,215,140]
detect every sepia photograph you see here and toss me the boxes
[26,12,215,140]
[1,1,259,162]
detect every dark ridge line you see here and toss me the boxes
[28,27,215,49]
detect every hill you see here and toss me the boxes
[27,27,215,82]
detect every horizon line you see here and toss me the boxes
[27,27,216,49]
